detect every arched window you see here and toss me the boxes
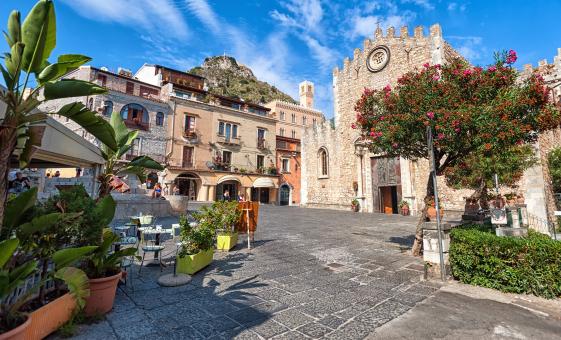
[156,112,164,126]
[103,100,113,117]
[318,148,329,177]
[120,103,149,124]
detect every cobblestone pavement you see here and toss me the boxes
[71,206,437,339]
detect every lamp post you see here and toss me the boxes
[355,144,367,199]
[427,126,446,281]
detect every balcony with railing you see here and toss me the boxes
[276,140,301,152]
[257,138,267,149]
[183,128,201,143]
[216,134,241,145]
[166,158,279,176]
[123,118,149,131]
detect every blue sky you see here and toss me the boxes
[1,0,561,118]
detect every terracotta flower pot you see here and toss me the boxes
[84,271,122,316]
[427,206,444,221]
[0,316,31,340]
[25,293,77,340]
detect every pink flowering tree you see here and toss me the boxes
[354,50,560,256]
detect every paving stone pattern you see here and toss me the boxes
[68,206,440,339]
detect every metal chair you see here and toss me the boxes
[138,229,165,274]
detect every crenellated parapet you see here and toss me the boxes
[520,48,561,86]
[334,24,446,79]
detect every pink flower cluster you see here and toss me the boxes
[487,66,497,72]
[506,50,517,64]
[351,123,357,129]
[426,111,435,119]
[463,69,472,76]
[370,131,383,138]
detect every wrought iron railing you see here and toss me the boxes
[527,212,558,240]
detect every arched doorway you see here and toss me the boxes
[175,173,199,200]
[216,175,241,201]
[279,184,290,206]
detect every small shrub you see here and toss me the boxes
[449,225,561,298]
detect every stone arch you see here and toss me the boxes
[174,172,201,200]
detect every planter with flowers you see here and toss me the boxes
[176,215,215,275]
[425,196,444,221]
[351,199,360,212]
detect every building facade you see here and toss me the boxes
[276,136,301,205]
[265,81,324,205]
[43,66,171,165]
[135,65,280,203]
[519,49,561,228]
[302,25,463,215]
[301,24,560,234]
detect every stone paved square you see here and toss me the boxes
[66,206,425,339]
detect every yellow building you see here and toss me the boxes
[136,65,279,203]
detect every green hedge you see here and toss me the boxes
[449,226,561,298]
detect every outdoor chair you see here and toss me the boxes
[138,229,165,274]
[120,245,137,290]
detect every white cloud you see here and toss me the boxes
[348,12,416,39]
[447,2,467,11]
[272,0,324,34]
[447,36,485,62]
[270,0,338,72]
[61,0,189,40]
[301,36,339,71]
[401,0,435,10]
[184,0,221,35]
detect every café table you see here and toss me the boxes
[139,226,172,261]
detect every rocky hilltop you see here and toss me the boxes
[188,56,296,105]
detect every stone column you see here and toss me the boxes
[423,222,453,279]
[201,185,209,201]
[245,187,251,201]
[208,185,216,202]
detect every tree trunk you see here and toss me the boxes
[97,174,112,199]
[411,172,436,257]
[0,122,17,234]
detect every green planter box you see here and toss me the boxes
[217,233,238,251]
[176,248,214,275]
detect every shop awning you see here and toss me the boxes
[253,177,277,188]
[9,116,105,168]
[217,175,242,184]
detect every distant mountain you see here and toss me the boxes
[188,56,297,105]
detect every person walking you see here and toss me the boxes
[223,190,230,201]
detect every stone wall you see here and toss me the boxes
[302,24,560,231]
[302,24,465,213]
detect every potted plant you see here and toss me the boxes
[195,201,241,251]
[176,215,215,275]
[80,227,137,317]
[0,238,37,340]
[3,188,94,339]
[351,199,360,212]
[399,200,410,216]
[505,193,517,206]
[425,196,444,221]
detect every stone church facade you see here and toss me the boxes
[301,24,559,234]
